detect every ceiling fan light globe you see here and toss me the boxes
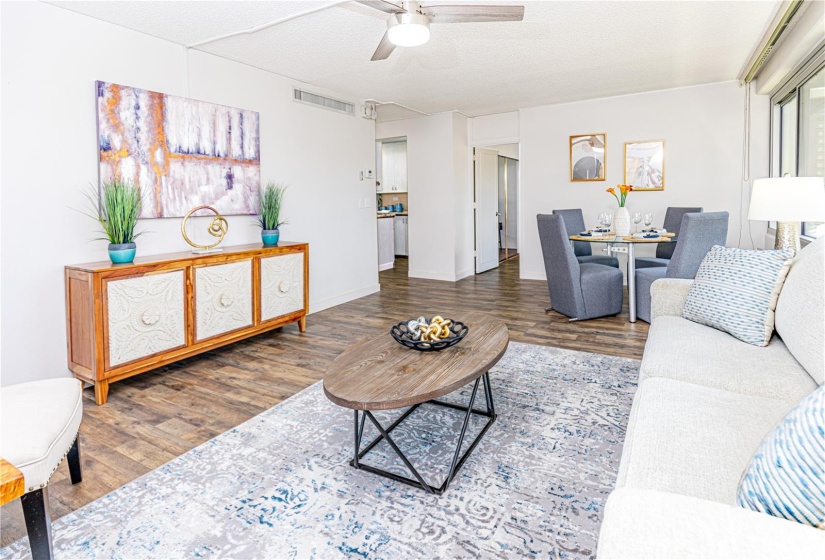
[387,12,430,47]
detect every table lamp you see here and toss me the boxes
[748,177,825,251]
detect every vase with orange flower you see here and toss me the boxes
[607,184,633,236]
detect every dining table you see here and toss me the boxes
[568,232,676,323]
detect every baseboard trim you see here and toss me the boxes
[378,262,394,271]
[455,268,474,280]
[408,269,459,282]
[309,284,381,314]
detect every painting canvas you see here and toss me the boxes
[96,81,261,218]
[570,133,606,181]
[624,140,665,190]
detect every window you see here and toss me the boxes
[771,51,825,238]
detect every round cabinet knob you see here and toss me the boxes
[141,309,160,326]
[219,293,234,307]
[279,280,291,293]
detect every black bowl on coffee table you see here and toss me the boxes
[390,318,469,352]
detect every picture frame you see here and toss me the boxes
[96,80,261,219]
[569,133,606,182]
[624,140,665,191]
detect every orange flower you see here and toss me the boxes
[606,187,616,194]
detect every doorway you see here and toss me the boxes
[474,143,519,274]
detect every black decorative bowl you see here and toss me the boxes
[390,318,469,352]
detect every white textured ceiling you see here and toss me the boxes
[51,0,779,117]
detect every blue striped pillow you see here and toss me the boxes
[737,385,825,528]
[682,246,794,346]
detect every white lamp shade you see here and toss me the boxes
[387,13,430,47]
[748,177,825,221]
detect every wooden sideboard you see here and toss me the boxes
[65,243,309,405]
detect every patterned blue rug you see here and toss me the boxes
[0,343,639,559]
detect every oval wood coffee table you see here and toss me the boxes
[324,311,509,495]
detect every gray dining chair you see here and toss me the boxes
[537,214,623,321]
[552,208,619,268]
[635,211,729,322]
[635,206,703,269]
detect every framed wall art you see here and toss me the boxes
[96,81,261,219]
[569,133,606,181]
[624,140,665,191]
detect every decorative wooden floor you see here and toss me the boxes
[0,256,648,546]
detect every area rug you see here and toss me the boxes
[0,342,640,559]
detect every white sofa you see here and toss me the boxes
[597,237,825,559]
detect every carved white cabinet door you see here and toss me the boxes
[107,270,186,367]
[260,253,305,322]
[195,260,253,341]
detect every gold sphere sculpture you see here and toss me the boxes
[181,205,228,251]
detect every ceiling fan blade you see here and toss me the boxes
[420,5,524,23]
[371,32,397,61]
[356,0,405,14]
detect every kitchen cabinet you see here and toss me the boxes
[377,217,395,270]
[393,215,408,256]
[380,140,407,192]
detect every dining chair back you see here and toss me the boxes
[537,214,623,320]
[634,211,729,323]
[658,207,703,259]
[552,209,591,257]
[666,211,729,278]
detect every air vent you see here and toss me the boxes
[293,88,355,116]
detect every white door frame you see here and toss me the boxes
[471,139,522,275]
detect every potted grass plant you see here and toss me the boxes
[257,182,287,246]
[84,179,143,263]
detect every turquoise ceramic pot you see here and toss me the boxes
[108,242,136,264]
[262,229,280,246]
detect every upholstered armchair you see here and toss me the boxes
[552,208,619,268]
[635,212,729,323]
[537,214,623,321]
[635,206,703,269]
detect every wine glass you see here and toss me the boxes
[643,213,654,231]
[632,212,642,233]
[598,213,610,231]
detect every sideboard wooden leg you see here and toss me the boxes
[94,380,109,406]
[298,316,307,333]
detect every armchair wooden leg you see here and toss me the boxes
[21,488,53,560]
[67,437,82,485]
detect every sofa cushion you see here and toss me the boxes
[682,246,794,346]
[598,488,825,559]
[640,316,817,405]
[775,237,824,385]
[616,378,793,504]
[738,385,824,528]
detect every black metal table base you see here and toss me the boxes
[350,372,496,495]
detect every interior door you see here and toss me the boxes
[474,147,500,273]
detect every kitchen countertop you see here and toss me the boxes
[377,212,408,218]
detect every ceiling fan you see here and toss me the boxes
[357,0,525,61]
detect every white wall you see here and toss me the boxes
[376,112,473,281]
[0,2,378,386]
[517,80,771,280]
[470,111,520,145]
[452,113,473,279]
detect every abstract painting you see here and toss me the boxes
[96,81,260,218]
[570,133,606,181]
[624,140,665,190]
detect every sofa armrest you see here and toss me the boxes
[649,278,693,322]
[597,488,825,560]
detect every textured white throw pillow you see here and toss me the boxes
[682,246,794,346]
